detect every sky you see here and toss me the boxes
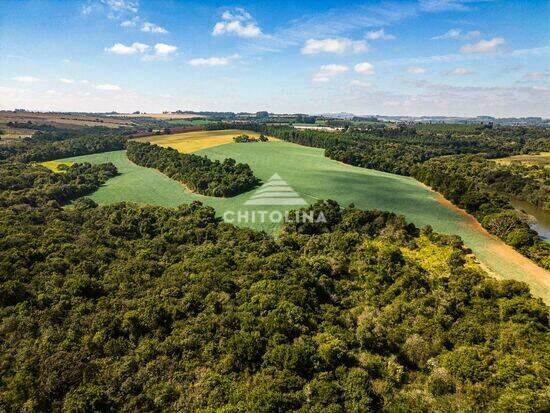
[0,0,549,117]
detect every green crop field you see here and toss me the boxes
[55,140,549,301]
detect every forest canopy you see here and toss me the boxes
[126,141,260,197]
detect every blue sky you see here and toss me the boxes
[0,0,549,116]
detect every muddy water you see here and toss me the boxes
[511,198,550,241]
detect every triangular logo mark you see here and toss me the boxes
[244,174,308,206]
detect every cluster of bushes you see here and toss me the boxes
[233,133,269,143]
[0,185,548,411]
[126,141,259,197]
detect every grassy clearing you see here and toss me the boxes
[40,160,74,172]
[53,141,549,302]
[133,129,271,153]
[493,152,550,168]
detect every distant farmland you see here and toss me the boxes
[133,129,271,153]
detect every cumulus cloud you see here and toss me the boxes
[432,29,480,40]
[189,54,240,67]
[212,8,262,38]
[141,22,168,34]
[59,78,75,84]
[313,64,349,82]
[460,37,504,54]
[142,43,178,61]
[301,38,367,55]
[105,42,149,55]
[105,42,176,60]
[354,62,375,75]
[407,67,428,74]
[448,67,472,76]
[94,83,122,91]
[365,29,395,40]
[13,76,39,83]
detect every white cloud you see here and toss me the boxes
[365,29,395,40]
[153,43,177,55]
[407,67,428,74]
[59,78,75,84]
[142,43,178,61]
[432,29,480,40]
[101,0,138,14]
[301,38,367,55]
[221,8,252,21]
[13,76,39,83]
[460,37,504,54]
[448,67,472,76]
[313,64,349,82]
[80,80,90,84]
[120,17,139,27]
[419,0,478,12]
[189,54,239,67]
[94,83,122,91]
[350,80,372,88]
[212,8,262,38]
[105,42,149,55]
[141,22,168,34]
[354,62,375,75]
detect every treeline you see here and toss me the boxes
[0,128,129,162]
[126,141,259,197]
[247,125,550,268]
[233,133,268,143]
[415,155,550,268]
[0,190,548,411]
[0,161,117,207]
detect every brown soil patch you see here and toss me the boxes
[432,191,549,302]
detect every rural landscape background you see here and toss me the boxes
[0,0,549,412]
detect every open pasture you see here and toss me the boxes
[53,140,549,301]
[493,152,550,168]
[133,129,271,153]
[40,160,74,172]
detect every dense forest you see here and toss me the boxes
[232,124,550,268]
[126,141,260,197]
[0,165,548,410]
[0,127,129,162]
[0,161,117,207]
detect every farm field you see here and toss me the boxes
[133,129,271,153]
[0,111,133,128]
[40,160,74,172]
[493,151,550,168]
[110,112,206,120]
[54,140,549,302]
